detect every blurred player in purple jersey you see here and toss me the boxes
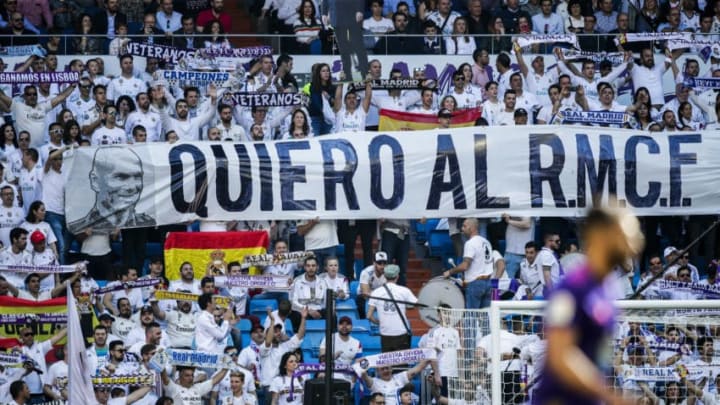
[535,203,645,405]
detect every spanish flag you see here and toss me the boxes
[0,296,67,343]
[164,231,269,280]
[378,108,482,131]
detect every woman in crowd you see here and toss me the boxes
[564,0,584,33]
[626,102,657,131]
[293,0,323,55]
[62,120,81,146]
[72,13,102,54]
[308,62,336,136]
[204,19,231,49]
[115,95,136,129]
[284,109,313,139]
[55,109,74,124]
[677,101,704,131]
[440,95,458,112]
[446,17,476,55]
[632,87,660,121]
[457,63,483,96]
[270,351,304,405]
[487,17,512,53]
[20,201,59,258]
[0,123,17,163]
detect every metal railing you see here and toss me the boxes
[0,32,703,56]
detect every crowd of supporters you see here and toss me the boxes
[0,0,718,404]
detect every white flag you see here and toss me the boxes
[67,283,96,403]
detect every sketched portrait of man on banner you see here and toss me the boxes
[67,147,155,233]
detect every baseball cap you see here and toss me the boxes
[514,108,528,117]
[98,312,115,322]
[375,252,388,262]
[140,305,153,314]
[384,264,400,278]
[438,108,453,118]
[30,230,45,244]
[339,316,353,325]
[664,246,678,257]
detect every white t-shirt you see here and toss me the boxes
[476,330,526,372]
[422,325,460,377]
[335,107,367,133]
[519,257,543,297]
[19,164,43,214]
[20,220,57,252]
[463,235,494,281]
[164,379,215,405]
[91,126,127,145]
[45,360,68,399]
[357,266,386,294]
[0,204,24,248]
[214,366,256,403]
[41,168,65,214]
[269,375,304,405]
[297,219,338,250]
[368,283,417,336]
[363,17,394,44]
[537,247,561,286]
[319,333,362,382]
[370,372,410,405]
[164,310,197,348]
[0,248,32,287]
[504,217,534,255]
[12,100,52,149]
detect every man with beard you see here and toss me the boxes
[151,290,197,348]
[535,232,561,293]
[627,47,674,110]
[125,92,162,142]
[289,257,327,332]
[128,321,168,356]
[319,316,362,383]
[216,104,245,142]
[170,262,201,294]
[110,298,136,339]
[103,340,136,376]
[91,105,127,145]
[238,324,266,402]
[158,84,217,141]
[107,55,145,102]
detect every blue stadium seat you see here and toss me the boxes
[337,307,358,320]
[285,318,294,336]
[351,319,371,335]
[146,242,163,257]
[411,335,421,348]
[336,299,357,310]
[239,318,253,344]
[355,259,365,278]
[428,230,454,258]
[305,319,326,332]
[357,335,381,356]
[336,243,345,256]
[249,299,278,318]
[349,281,359,299]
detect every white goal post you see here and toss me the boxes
[483,300,720,405]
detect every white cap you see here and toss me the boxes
[663,246,678,257]
[375,251,388,262]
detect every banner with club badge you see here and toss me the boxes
[352,348,436,377]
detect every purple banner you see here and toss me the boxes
[0,71,79,84]
[0,313,67,325]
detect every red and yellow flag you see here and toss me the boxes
[0,296,67,343]
[378,108,482,131]
[164,231,269,280]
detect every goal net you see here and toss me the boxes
[438,300,720,405]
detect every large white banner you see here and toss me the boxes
[63,126,719,232]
